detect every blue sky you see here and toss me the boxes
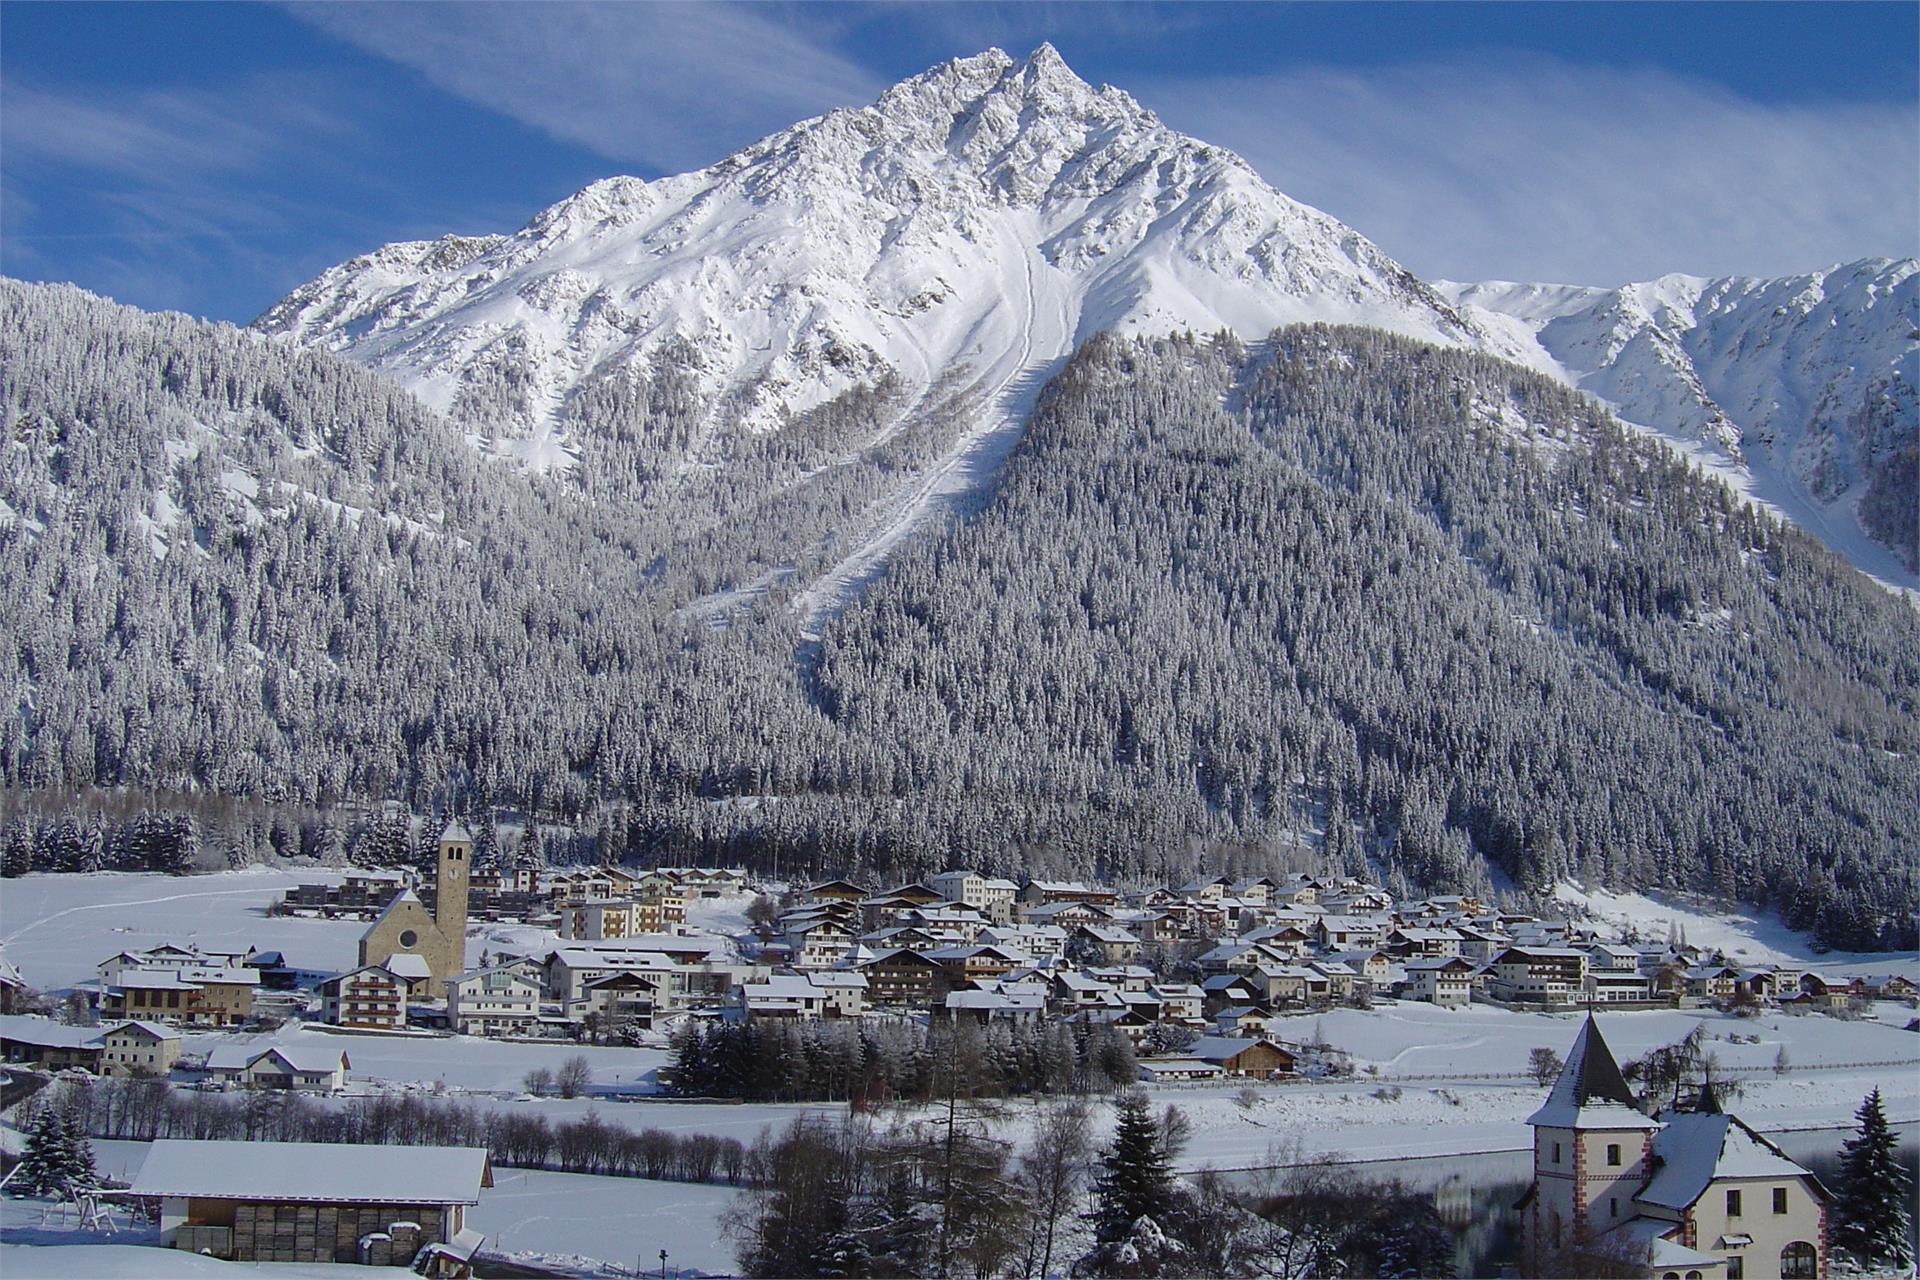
[4,2,1915,323]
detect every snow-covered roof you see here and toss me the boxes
[426,1227,487,1266]
[1637,1111,1818,1210]
[1077,925,1139,944]
[858,947,941,968]
[1191,1035,1289,1063]
[1137,1057,1222,1077]
[131,1139,490,1205]
[101,1020,178,1042]
[1201,974,1255,991]
[385,954,434,980]
[327,963,405,987]
[453,964,541,985]
[1404,956,1475,972]
[255,1043,353,1074]
[1599,1216,1720,1269]
[1502,940,1587,955]
[579,970,656,990]
[1526,1017,1660,1130]
[239,1043,351,1075]
[1053,972,1113,992]
[946,989,1044,1012]
[115,966,256,989]
[743,976,825,1001]
[0,1015,101,1050]
[441,819,473,843]
[551,948,675,972]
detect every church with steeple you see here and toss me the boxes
[1517,1017,1830,1280]
[356,820,472,987]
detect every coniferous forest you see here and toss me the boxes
[2,280,1915,948]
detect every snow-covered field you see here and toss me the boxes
[475,1165,743,1275]
[0,870,364,992]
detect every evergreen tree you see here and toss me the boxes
[12,1103,95,1198]
[1,819,32,877]
[58,1105,97,1191]
[1089,1090,1175,1244]
[75,813,107,874]
[1834,1088,1915,1270]
[41,809,83,873]
[10,1107,65,1195]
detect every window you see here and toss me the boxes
[1726,1258,1744,1280]
[1773,1187,1788,1214]
[1726,1189,1742,1217]
[1781,1242,1817,1278]
[1607,1142,1622,1166]
[1685,1272,1703,1280]
[399,929,418,948]
[1609,1197,1619,1218]
[1552,1141,1562,1164]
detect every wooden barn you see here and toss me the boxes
[131,1139,491,1273]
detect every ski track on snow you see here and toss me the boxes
[0,886,276,948]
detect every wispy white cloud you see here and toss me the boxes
[1,74,397,316]
[290,1,887,172]
[1140,58,1918,285]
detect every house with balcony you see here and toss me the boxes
[447,966,544,1037]
[1404,956,1476,1007]
[319,964,408,1031]
[104,966,257,1028]
[1488,946,1589,1007]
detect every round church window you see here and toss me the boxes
[399,930,418,948]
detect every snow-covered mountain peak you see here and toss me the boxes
[256,44,1504,467]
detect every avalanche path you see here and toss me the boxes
[790,219,1076,649]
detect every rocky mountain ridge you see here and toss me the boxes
[258,45,1916,589]
[1446,260,1917,580]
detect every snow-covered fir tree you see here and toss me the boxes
[11,1103,97,1198]
[1834,1088,1915,1271]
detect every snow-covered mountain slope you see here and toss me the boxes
[1443,260,1918,585]
[257,45,1524,460]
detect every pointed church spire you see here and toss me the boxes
[1527,1015,1660,1129]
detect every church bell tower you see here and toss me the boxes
[435,819,472,968]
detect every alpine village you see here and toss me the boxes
[0,8,1915,1280]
